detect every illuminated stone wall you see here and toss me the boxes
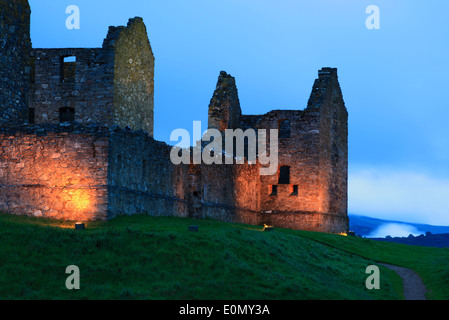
[242,109,325,214]
[0,124,109,221]
[311,68,348,220]
[208,68,349,233]
[194,161,261,225]
[258,211,348,233]
[0,124,262,223]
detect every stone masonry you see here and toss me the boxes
[0,0,348,233]
[30,17,154,136]
[211,70,348,232]
[0,0,32,125]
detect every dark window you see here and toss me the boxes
[291,185,298,196]
[278,166,290,184]
[61,56,76,83]
[59,107,75,123]
[28,108,35,124]
[270,185,278,196]
[279,119,291,138]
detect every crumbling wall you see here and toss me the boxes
[208,68,349,233]
[253,69,348,232]
[30,17,154,136]
[0,124,110,221]
[0,0,32,125]
[208,71,242,132]
[30,48,114,125]
[246,109,326,215]
[107,128,261,224]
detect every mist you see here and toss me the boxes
[368,223,424,238]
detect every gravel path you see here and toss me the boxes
[379,263,427,300]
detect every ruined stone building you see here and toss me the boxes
[0,0,348,233]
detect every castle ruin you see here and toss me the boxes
[0,0,348,233]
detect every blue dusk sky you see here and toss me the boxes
[28,0,449,225]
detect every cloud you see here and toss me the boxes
[349,167,449,226]
[367,223,424,238]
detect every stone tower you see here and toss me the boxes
[307,68,348,221]
[0,0,32,125]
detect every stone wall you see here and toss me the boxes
[107,128,187,218]
[243,109,325,215]
[106,17,155,136]
[198,161,261,225]
[208,71,242,132]
[0,122,264,223]
[106,127,261,223]
[30,48,114,125]
[30,17,155,136]
[0,124,110,221]
[313,68,348,219]
[232,162,261,225]
[259,211,348,233]
[207,68,349,233]
[0,0,32,125]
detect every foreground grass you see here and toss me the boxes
[0,214,415,299]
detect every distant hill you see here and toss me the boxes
[369,233,449,248]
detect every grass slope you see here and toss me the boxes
[296,230,449,300]
[1,213,439,300]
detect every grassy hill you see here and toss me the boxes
[0,213,448,300]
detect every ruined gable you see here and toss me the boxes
[208,71,242,132]
[105,17,155,136]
